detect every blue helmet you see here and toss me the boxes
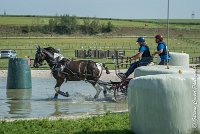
[137,37,145,42]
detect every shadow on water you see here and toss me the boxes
[6,89,32,118]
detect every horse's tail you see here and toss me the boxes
[102,63,110,74]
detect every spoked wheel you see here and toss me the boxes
[113,87,127,102]
[114,78,130,102]
[98,80,128,102]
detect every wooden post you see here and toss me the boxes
[126,57,129,68]
[115,50,119,68]
[121,56,124,68]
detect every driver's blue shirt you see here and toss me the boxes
[139,45,146,53]
[139,45,152,62]
[158,43,170,60]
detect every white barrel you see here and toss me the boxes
[134,65,194,78]
[157,52,189,67]
[169,52,189,67]
[128,73,200,134]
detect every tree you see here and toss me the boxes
[102,21,114,33]
[82,17,91,34]
[58,14,78,34]
[88,18,101,35]
[49,18,58,34]
[21,25,30,34]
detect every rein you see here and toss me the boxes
[61,60,98,80]
[42,49,60,69]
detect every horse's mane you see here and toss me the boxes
[44,47,59,54]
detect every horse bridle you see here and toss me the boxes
[35,49,46,66]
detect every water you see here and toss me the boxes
[0,71,128,119]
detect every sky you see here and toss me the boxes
[0,0,200,19]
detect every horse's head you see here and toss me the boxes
[33,45,46,68]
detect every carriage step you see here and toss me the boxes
[110,81,121,84]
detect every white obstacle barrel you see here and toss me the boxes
[169,52,189,67]
[128,73,200,134]
[157,52,189,67]
[134,65,194,78]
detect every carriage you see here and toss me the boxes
[96,66,131,102]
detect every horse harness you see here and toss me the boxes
[53,60,99,81]
[40,49,93,79]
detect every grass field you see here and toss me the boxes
[0,37,199,57]
[1,16,200,29]
[0,16,199,69]
[0,112,199,134]
[0,36,200,69]
[0,16,50,26]
[0,112,134,134]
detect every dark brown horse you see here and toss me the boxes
[33,46,110,99]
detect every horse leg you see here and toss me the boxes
[97,80,108,97]
[54,92,59,99]
[54,78,69,98]
[93,83,105,100]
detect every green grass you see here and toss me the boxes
[1,16,200,29]
[0,16,50,26]
[0,37,199,56]
[0,16,199,69]
[134,19,200,29]
[0,112,134,134]
[100,19,161,28]
[0,112,199,134]
[0,36,199,69]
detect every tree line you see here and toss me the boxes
[21,15,114,35]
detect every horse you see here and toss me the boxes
[33,45,110,99]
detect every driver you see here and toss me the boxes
[118,37,153,79]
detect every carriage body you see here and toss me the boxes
[101,66,131,102]
[108,78,131,101]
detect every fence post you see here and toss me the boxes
[126,57,129,68]
[121,56,124,68]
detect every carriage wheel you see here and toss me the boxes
[113,87,127,102]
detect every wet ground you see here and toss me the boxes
[0,70,128,119]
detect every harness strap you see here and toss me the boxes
[54,60,99,80]
[84,60,89,80]
[63,61,81,79]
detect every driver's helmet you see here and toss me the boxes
[137,37,145,42]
